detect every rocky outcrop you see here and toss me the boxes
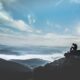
[33,50,80,80]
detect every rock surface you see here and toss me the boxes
[34,50,80,80]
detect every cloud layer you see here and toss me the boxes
[0,0,80,47]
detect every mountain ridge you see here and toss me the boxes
[33,50,80,80]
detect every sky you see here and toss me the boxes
[0,0,80,47]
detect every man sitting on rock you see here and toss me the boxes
[70,43,77,53]
[64,43,78,57]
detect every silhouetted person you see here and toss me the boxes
[64,43,78,57]
[70,43,77,52]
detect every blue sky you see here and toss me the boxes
[0,0,80,47]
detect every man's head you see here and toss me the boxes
[72,43,77,50]
[72,43,77,46]
[72,43,75,45]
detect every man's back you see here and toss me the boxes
[73,43,77,51]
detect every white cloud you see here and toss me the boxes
[0,0,80,47]
[46,20,53,27]
[64,28,69,33]
[28,14,36,25]
[0,2,3,10]
[0,54,63,61]
[70,0,80,3]
[0,11,34,32]
[0,27,14,33]
[44,33,58,39]
[0,0,33,32]
[55,24,61,28]
[11,20,33,32]
[75,22,80,35]
[46,21,62,30]
[0,32,80,47]
[35,30,42,33]
[0,2,41,33]
[0,2,39,33]
[0,0,16,4]
[0,11,11,21]
[55,0,64,6]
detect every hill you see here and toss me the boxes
[0,58,32,80]
[12,58,49,69]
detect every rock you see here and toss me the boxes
[33,51,80,80]
[64,50,80,58]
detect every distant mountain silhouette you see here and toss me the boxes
[12,58,49,69]
[34,50,80,80]
[0,58,32,80]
